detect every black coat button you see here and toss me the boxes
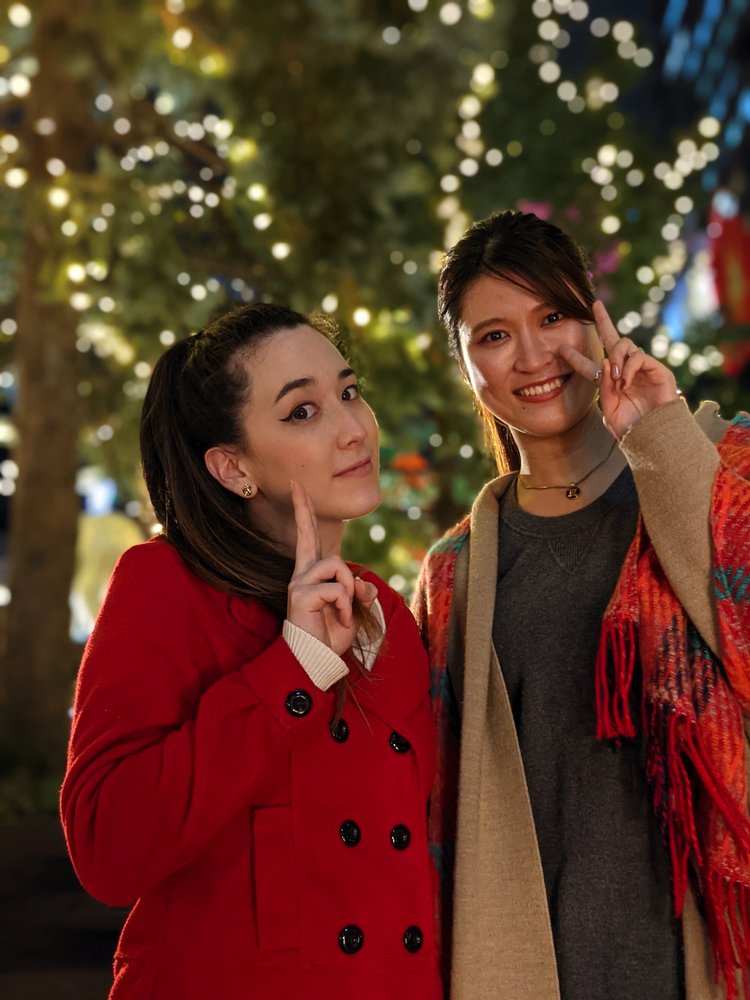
[330,718,349,743]
[339,820,361,847]
[390,824,411,850]
[285,690,312,717]
[339,924,364,954]
[389,731,411,753]
[403,925,423,952]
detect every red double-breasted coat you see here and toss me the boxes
[61,537,442,999]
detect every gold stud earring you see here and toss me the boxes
[242,483,256,499]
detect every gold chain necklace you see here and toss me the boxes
[517,439,618,501]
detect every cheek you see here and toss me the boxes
[260,443,311,481]
[461,349,490,396]
[364,404,379,440]
[580,326,604,362]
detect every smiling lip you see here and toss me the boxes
[515,373,571,401]
[335,458,373,478]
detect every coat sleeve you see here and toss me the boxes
[622,400,750,711]
[60,542,332,908]
[620,397,727,658]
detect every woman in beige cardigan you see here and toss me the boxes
[414,210,750,1000]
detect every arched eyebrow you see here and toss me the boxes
[274,368,355,404]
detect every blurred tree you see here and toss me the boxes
[0,0,487,789]
[0,0,740,792]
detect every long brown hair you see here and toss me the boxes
[140,303,380,674]
[437,210,596,473]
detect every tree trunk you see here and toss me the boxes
[0,3,90,779]
[1,235,81,776]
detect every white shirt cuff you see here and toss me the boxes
[282,620,350,691]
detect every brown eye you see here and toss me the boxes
[283,402,318,423]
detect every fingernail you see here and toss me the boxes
[612,364,621,378]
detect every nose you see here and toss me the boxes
[514,327,556,373]
[336,405,368,447]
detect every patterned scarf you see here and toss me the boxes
[412,518,470,983]
[597,414,750,1000]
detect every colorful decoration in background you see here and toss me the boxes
[390,451,430,489]
[709,206,750,325]
[704,188,750,380]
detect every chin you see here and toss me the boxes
[511,400,595,437]
[338,485,382,522]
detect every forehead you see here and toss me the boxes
[460,275,543,327]
[249,324,346,380]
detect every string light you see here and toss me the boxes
[8,4,32,27]
[172,28,193,49]
[46,157,65,176]
[698,116,721,138]
[439,3,462,25]
[48,187,70,208]
[5,168,27,188]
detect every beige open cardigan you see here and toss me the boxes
[447,398,742,1000]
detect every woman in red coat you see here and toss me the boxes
[60,304,442,1000]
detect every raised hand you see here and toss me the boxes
[286,479,377,656]
[560,299,679,440]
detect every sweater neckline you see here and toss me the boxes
[500,465,636,539]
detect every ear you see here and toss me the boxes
[204,446,255,497]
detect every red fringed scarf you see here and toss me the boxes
[597,414,750,999]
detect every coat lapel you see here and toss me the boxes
[452,477,560,1000]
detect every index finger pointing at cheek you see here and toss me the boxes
[558,343,604,383]
[291,479,318,572]
[304,485,323,562]
[593,299,620,354]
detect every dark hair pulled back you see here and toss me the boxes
[438,210,596,473]
[141,303,318,618]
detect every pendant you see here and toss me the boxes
[565,485,581,500]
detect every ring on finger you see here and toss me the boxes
[625,347,643,359]
[593,368,603,384]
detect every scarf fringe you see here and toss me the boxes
[597,612,750,997]
[650,708,750,999]
[595,616,637,741]
[703,870,750,1000]
[649,704,701,914]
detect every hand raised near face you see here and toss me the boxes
[286,479,377,656]
[558,299,680,440]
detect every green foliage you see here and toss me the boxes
[0,0,738,600]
